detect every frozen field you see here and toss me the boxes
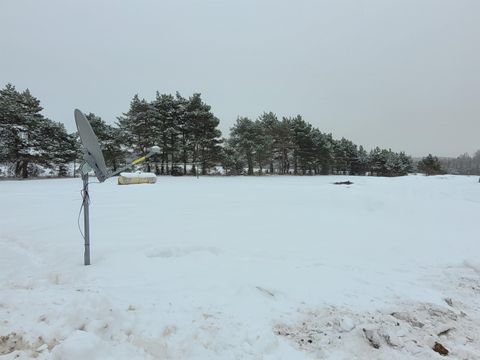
[1,175,479,359]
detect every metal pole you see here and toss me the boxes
[82,173,91,265]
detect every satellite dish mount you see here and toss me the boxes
[74,109,160,265]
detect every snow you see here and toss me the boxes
[119,172,157,178]
[1,175,479,359]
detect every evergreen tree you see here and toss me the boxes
[169,92,187,173]
[152,93,178,174]
[333,138,358,175]
[229,117,258,175]
[0,84,63,178]
[117,94,159,172]
[221,140,245,175]
[85,113,125,171]
[0,84,23,168]
[351,145,369,175]
[311,130,334,175]
[396,152,413,176]
[369,147,384,176]
[40,120,78,176]
[252,120,273,174]
[174,93,190,174]
[287,115,314,174]
[274,118,293,174]
[257,112,278,174]
[383,149,402,177]
[368,147,412,177]
[418,154,444,175]
[184,93,222,175]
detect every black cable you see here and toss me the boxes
[77,189,86,241]
[76,179,99,242]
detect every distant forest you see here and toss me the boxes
[1,83,478,179]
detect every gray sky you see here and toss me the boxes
[1,0,479,157]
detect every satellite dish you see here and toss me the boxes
[74,109,109,182]
[74,108,161,265]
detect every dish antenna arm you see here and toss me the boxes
[107,146,161,178]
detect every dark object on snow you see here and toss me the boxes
[433,342,449,356]
[334,181,353,185]
[438,328,454,337]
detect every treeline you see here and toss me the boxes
[439,152,480,176]
[0,84,77,178]
[226,114,412,176]
[1,83,416,178]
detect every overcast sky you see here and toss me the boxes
[1,0,479,157]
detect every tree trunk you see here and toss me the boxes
[293,153,298,175]
[21,160,29,179]
[247,154,254,175]
[15,161,21,177]
[192,146,198,175]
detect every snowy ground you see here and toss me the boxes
[1,175,479,359]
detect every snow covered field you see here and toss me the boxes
[1,175,479,359]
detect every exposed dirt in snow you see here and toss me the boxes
[0,332,56,358]
[275,265,480,359]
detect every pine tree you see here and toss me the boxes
[174,93,190,174]
[274,118,293,174]
[170,92,187,173]
[395,152,413,176]
[369,147,384,176]
[221,140,245,175]
[0,84,55,177]
[117,94,158,172]
[184,93,222,175]
[367,148,412,177]
[152,93,177,174]
[311,130,334,175]
[229,117,258,175]
[287,115,315,175]
[252,120,273,174]
[40,120,78,176]
[257,112,278,174]
[333,138,358,175]
[85,113,125,171]
[418,154,444,175]
[351,145,369,175]
[0,84,23,169]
